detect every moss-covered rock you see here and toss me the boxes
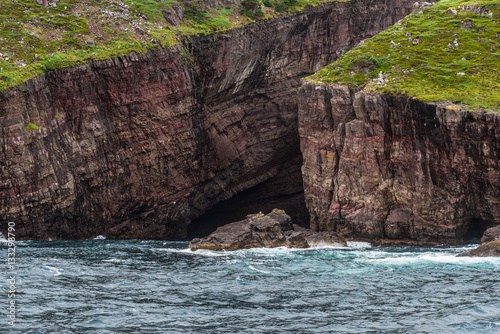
[309,0,500,110]
[457,241,500,257]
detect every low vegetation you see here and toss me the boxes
[309,0,500,109]
[0,0,339,90]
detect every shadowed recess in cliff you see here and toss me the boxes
[463,218,494,243]
[187,160,310,238]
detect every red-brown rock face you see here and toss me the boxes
[0,0,417,240]
[299,82,500,243]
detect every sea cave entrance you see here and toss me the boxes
[187,169,310,238]
[463,217,493,243]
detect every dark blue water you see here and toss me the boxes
[3,239,500,333]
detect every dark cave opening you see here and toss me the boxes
[187,167,310,238]
[463,217,492,243]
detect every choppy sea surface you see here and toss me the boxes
[2,239,500,334]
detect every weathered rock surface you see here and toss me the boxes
[163,3,183,28]
[299,83,500,243]
[0,0,417,240]
[188,209,346,250]
[481,225,500,243]
[457,241,500,257]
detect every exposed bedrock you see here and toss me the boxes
[0,0,417,239]
[299,82,500,244]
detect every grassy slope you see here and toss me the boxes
[309,0,500,109]
[0,0,338,90]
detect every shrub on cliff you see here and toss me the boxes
[240,0,264,19]
[275,0,300,12]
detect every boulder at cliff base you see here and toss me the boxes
[188,209,346,251]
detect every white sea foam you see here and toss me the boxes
[347,241,373,248]
[157,245,348,257]
[364,252,500,266]
[248,265,271,274]
[93,235,106,240]
[0,232,6,242]
[44,265,63,276]
[102,258,122,263]
[419,253,500,265]
[153,247,229,257]
[308,243,347,249]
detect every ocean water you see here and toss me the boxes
[3,239,500,334]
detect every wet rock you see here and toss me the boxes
[188,209,346,250]
[457,241,500,257]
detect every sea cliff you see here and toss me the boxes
[0,0,417,239]
[298,83,500,244]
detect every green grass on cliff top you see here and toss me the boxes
[309,0,500,109]
[0,0,338,91]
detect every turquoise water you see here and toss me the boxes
[3,239,500,333]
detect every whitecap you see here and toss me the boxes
[420,254,500,265]
[347,241,373,248]
[248,265,270,274]
[44,265,63,276]
[93,235,106,240]
[152,247,229,257]
[308,243,347,249]
[102,258,122,263]
[363,252,500,266]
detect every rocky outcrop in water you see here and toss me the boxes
[0,0,417,240]
[298,83,500,244]
[458,225,500,257]
[457,241,500,257]
[189,209,346,250]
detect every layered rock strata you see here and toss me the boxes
[0,0,418,239]
[299,82,500,243]
[188,209,346,250]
